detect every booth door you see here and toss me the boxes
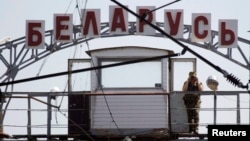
[169,58,196,133]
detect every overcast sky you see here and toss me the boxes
[1,0,249,91]
[0,0,250,136]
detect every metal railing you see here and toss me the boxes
[0,90,249,140]
[169,91,250,136]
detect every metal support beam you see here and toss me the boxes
[1,22,250,85]
[236,93,241,124]
[27,97,31,139]
[47,95,52,140]
[213,91,217,125]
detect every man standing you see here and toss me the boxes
[182,71,204,134]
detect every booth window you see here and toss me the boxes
[99,59,162,88]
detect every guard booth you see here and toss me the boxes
[67,46,199,140]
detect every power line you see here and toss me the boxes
[0,53,180,87]
[58,110,95,141]
[141,0,181,21]
[85,39,123,135]
[110,0,249,90]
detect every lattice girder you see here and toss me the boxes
[0,22,249,84]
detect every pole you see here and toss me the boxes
[0,89,3,140]
[0,103,3,141]
[213,91,217,125]
[27,97,31,139]
[248,30,250,125]
[0,88,8,140]
[47,95,51,140]
[236,94,240,124]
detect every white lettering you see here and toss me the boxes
[212,129,219,136]
[212,129,247,136]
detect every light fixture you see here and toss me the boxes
[50,86,60,92]
[207,75,219,125]
[122,136,132,141]
[206,75,219,91]
[50,86,60,100]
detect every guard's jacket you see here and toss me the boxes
[183,82,201,133]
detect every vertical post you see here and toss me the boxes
[248,72,250,126]
[0,103,3,141]
[247,30,250,125]
[248,82,250,125]
[236,93,240,124]
[27,97,31,138]
[213,91,217,125]
[0,88,7,141]
[47,95,51,140]
[0,89,3,140]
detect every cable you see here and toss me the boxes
[65,0,75,14]
[0,53,179,86]
[36,56,50,77]
[1,80,13,123]
[110,0,248,90]
[85,37,123,134]
[57,0,83,110]
[3,95,59,109]
[53,1,95,139]
[58,110,95,141]
[2,55,177,136]
[76,0,83,20]
[2,95,95,140]
[141,0,181,21]
[151,0,181,13]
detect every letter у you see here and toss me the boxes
[164,9,183,38]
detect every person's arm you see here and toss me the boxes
[196,78,204,91]
[197,82,204,91]
[182,81,188,91]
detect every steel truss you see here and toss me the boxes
[0,22,250,84]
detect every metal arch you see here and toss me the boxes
[153,22,250,70]
[0,22,249,84]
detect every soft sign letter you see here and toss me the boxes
[219,19,238,48]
